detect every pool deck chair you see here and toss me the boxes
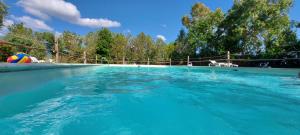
[209,60,227,67]
[209,60,238,67]
[227,63,239,67]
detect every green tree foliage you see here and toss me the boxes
[172,29,189,59]
[4,23,46,59]
[2,0,298,64]
[84,30,171,64]
[96,28,113,59]
[179,0,298,59]
[32,32,55,60]
[0,1,8,61]
[35,32,55,55]
[164,42,175,60]
[153,38,167,61]
[58,31,83,63]
[5,23,34,47]
[85,32,98,62]
[217,0,295,56]
[128,32,154,62]
[0,1,7,28]
[111,33,128,61]
[181,3,225,57]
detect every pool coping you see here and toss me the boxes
[0,63,171,72]
[0,63,100,72]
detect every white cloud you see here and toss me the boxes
[161,24,167,28]
[11,15,53,31]
[18,0,121,28]
[156,35,166,41]
[78,18,120,28]
[0,19,15,36]
[4,19,14,26]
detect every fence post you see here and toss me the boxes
[83,51,87,64]
[95,55,98,64]
[147,58,150,65]
[187,56,190,65]
[55,36,59,63]
[123,56,125,65]
[227,51,230,64]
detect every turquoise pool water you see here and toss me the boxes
[0,66,300,135]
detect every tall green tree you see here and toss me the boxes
[173,29,189,59]
[164,42,175,60]
[59,31,83,63]
[0,1,7,28]
[217,0,294,56]
[182,3,225,57]
[85,32,98,62]
[4,23,46,59]
[153,38,167,61]
[35,32,55,54]
[111,33,128,61]
[0,1,8,61]
[96,28,113,59]
[129,32,154,62]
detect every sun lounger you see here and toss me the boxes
[208,60,227,67]
[209,60,238,67]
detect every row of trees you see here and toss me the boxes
[84,29,174,63]
[1,23,174,63]
[0,1,174,63]
[173,0,300,59]
[1,1,300,64]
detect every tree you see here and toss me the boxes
[35,32,55,56]
[164,42,175,60]
[153,38,167,61]
[85,32,98,62]
[172,29,189,59]
[182,3,225,57]
[111,33,128,62]
[5,23,34,49]
[0,1,8,61]
[129,32,154,62]
[96,28,113,59]
[217,0,294,56]
[0,1,7,28]
[59,31,83,63]
[3,23,48,59]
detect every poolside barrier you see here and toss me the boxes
[1,38,300,67]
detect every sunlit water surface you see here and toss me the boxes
[0,66,300,135]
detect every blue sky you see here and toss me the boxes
[3,0,300,42]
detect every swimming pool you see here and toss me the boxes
[0,66,300,135]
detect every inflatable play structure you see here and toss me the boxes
[7,53,32,63]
